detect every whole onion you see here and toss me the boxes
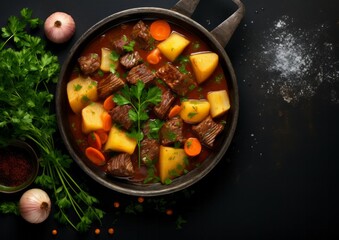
[44,12,75,44]
[19,188,51,224]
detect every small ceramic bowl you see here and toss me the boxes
[0,140,39,194]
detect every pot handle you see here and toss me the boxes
[211,0,245,48]
[171,0,200,18]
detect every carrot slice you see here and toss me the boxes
[147,48,161,65]
[95,129,108,144]
[184,137,202,157]
[150,20,171,41]
[85,147,106,166]
[102,112,112,131]
[87,132,102,149]
[103,95,115,111]
[168,104,182,118]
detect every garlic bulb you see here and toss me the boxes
[19,188,51,224]
[44,12,75,44]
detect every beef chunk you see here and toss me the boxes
[112,36,128,55]
[192,116,224,148]
[131,20,151,49]
[78,53,100,75]
[156,63,196,96]
[120,51,142,69]
[106,153,134,177]
[160,117,185,146]
[110,105,133,130]
[153,88,176,119]
[97,73,125,99]
[126,63,155,85]
[140,138,160,164]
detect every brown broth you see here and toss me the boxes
[67,19,229,183]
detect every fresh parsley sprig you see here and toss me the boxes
[0,8,104,232]
[113,81,162,166]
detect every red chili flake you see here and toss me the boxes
[0,147,33,187]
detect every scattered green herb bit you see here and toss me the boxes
[188,112,198,119]
[97,69,104,77]
[188,84,196,91]
[179,64,188,74]
[123,40,135,52]
[0,202,19,215]
[147,119,164,140]
[113,81,162,166]
[81,95,90,103]
[177,55,189,74]
[125,202,144,214]
[164,178,172,185]
[215,74,223,83]
[143,164,160,183]
[74,84,82,91]
[110,50,120,61]
[192,41,201,50]
[176,215,187,229]
[0,8,104,232]
[122,35,128,42]
[109,63,118,75]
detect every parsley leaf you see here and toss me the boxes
[114,81,162,166]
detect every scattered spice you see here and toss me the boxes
[51,229,58,235]
[94,228,101,235]
[137,197,145,203]
[166,209,173,216]
[0,147,33,187]
[113,201,120,208]
[108,227,115,235]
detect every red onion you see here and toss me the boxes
[19,188,51,224]
[44,12,75,44]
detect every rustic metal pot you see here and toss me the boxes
[56,0,244,196]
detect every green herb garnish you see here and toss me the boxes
[123,40,136,52]
[0,8,104,232]
[113,81,162,166]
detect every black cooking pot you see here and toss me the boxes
[56,0,244,196]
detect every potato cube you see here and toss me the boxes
[104,125,137,155]
[207,90,231,118]
[100,47,118,72]
[159,146,187,183]
[189,52,219,84]
[67,76,98,114]
[157,32,190,62]
[180,99,210,124]
[81,103,106,134]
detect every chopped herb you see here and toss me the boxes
[110,50,120,61]
[164,178,172,185]
[188,84,196,91]
[188,112,198,119]
[74,84,82,91]
[215,74,223,83]
[97,69,104,77]
[192,41,200,50]
[123,40,135,52]
[147,119,164,140]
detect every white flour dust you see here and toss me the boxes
[259,16,339,103]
